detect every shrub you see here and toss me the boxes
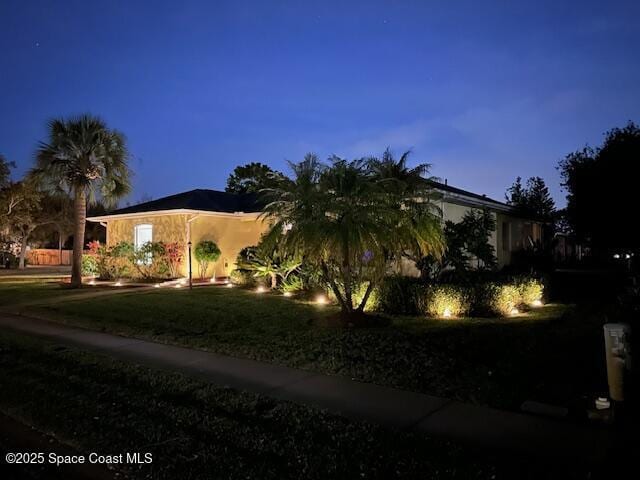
[194,240,221,279]
[164,242,184,278]
[517,277,544,306]
[279,275,304,294]
[488,283,522,316]
[81,255,98,276]
[230,269,255,287]
[425,284,471,318]
[91,241,134,280]
[130,241,169,280]
[378,276,428,315]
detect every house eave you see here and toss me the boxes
[87,209,262,223]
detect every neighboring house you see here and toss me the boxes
[87,183,543,278]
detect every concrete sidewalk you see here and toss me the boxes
[0,313,612,462]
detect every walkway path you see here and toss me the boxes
[0,313,612,463]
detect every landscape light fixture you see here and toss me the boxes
[315,294,327,305]
[442,308,453,318]
[256,286,265,293]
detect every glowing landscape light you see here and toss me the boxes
[283,292,292,297]
[226,283,233,288]
[114,281,122,287]
[442,308,452,318]
[531,299,543,307]
[315,294,327,305]
[154,283,161,288]
[256,286,265,293]
[509,307,519,316]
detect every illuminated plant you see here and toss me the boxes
[261,150,444,325]
[194,240,221,279]
[279,275,304,294]
[163,241,184,278]
[425,285,470,318]
[490,284,522,316]
[518,278,544,306]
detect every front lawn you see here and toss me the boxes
[9,283,609,411]
[1,330,589,480]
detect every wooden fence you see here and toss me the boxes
[27,249,73,266]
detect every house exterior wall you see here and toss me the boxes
[188,215,268,278]
[105,213,268,278]
[101,200,542,280]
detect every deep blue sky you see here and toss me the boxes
[1,0,639,206]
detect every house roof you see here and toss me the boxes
[427,180,511,210]
[89,181,513,222]
[104,189,263,216]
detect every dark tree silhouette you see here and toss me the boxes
[558,121,640,256]
[225,162,285,194]
[506,176,555,222]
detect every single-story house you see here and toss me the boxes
[87,182,543,278]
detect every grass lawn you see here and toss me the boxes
[0,330,597,480]
[5,282,609,411]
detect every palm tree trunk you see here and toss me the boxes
[18,234,28,269]
[356,281,375,312]
[71,188,86,287]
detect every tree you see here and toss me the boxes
[225,162,286,194]
[2,179,57,268]
[0,154,15,189]
[261,151,444,324]
[558,121,640,256]
[194,240,221,279]
[33,115,131,287]
[506,176,555,222]
[445,209,497,271]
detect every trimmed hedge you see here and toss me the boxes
[377,275,428,315]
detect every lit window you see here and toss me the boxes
[134,224,153,264]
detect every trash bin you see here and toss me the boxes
[603,323,631,401]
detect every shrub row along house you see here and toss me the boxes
[87,180,543,279]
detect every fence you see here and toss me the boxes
[27,249,73,266]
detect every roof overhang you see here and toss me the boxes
[434,189,513,213]
[87,209,262,222]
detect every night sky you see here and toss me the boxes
[1,0,639,207]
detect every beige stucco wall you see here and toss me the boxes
[105,213,268,278]
[188,215,268,278]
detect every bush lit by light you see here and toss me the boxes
[425,285,470,318]
[518,278,544,307]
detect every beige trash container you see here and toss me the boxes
[603,323,631,401]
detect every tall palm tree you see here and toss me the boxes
[33,115,131,287]
[262,151,444,324]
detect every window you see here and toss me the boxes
[134,224,153,264]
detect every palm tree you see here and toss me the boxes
[262,151,444,324]
[33,115,131,287]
